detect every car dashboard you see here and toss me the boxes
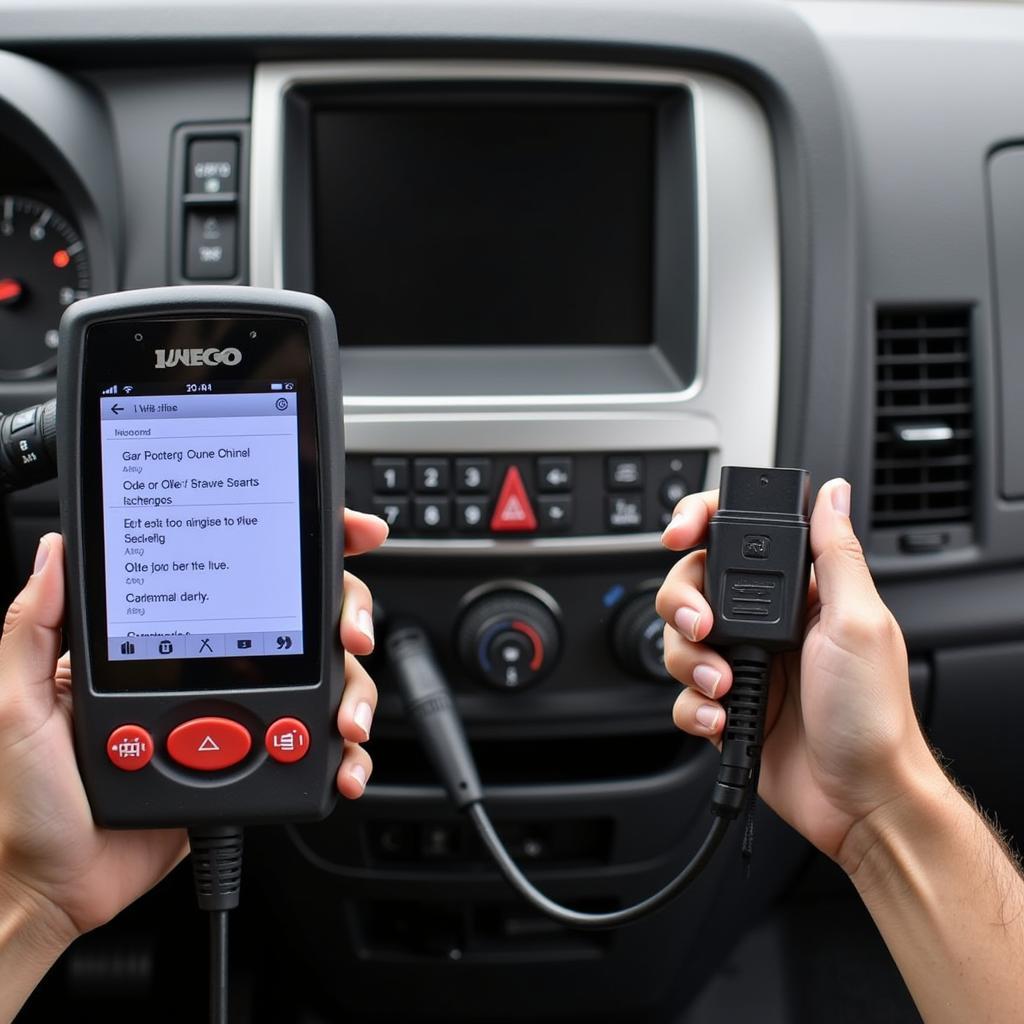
[2,2,1023,1021]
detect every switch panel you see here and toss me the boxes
[347,451,707,539]
[170,123,248,285]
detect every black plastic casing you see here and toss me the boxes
[705,466,811,654]
[57,287,345,828]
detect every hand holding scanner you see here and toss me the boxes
[57,287,344,829]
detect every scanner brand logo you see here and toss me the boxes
[153,347,242,369]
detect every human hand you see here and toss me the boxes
[0,508,388,951]
[657,479,941,867]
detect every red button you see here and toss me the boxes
[490,466,538,532]
[167,717,252,771]
[265,717,311,764]
[107,724,154,771]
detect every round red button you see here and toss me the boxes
[167,717,252,771]
[265,717,310,764]
[107,724,154,771]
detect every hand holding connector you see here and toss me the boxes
[660,475,931,869]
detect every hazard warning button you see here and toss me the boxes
[167,716,252,771]
[490,465,538,532]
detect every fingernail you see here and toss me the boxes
[350,763,367,791]
[692,664,722,699]
[354,700,373,740]
[32,536,50,576]
[357,608,375,647]
[832,479,851,517]
[695,705,721,731]
[674,606,702,642]
[662,513,686,537]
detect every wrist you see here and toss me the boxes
[0,865,78,963]
[836,741,964,886]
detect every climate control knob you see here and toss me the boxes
[457,591,560,691]
[612,592,671,681]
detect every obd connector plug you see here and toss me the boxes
[705,467,811,820]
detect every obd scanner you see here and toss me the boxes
[56,287,344,1021]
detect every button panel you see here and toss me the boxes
[172,124,247,286]
[349,451,706,539]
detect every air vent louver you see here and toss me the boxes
[873,309,974,528]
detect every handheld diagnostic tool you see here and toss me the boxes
[57,287,344,829]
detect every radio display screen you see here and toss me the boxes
[311,103,656,347]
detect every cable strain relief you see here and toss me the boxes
[711,782,747,819]
[188,825,244,912]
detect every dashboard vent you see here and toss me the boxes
[873,309,974,528]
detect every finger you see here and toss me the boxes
[661,489,719,552]
[809,479,882,611]
[338,652,378,743]
[672,686,725,739]
[340,570,375,655]
[0,534,65,713]
[337,740,373,799]
[662,626,733,699]
[655,549,712,641]
[344,508,389,557]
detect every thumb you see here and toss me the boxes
[809,479,880,612]
[0,533,66,708]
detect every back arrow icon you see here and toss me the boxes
[110,403,123,415]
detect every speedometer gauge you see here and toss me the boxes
[0,195,91,378]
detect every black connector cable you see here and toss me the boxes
[386,466,811,931]
[188,825,244,1024]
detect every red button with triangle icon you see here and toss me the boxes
[490,465,538,532]
[167,716,252,771]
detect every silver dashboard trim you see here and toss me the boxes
[251,60,780,555]
[251,61,708,407]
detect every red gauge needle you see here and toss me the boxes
[0,278,24,306]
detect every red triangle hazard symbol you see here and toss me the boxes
[490,465,538,532]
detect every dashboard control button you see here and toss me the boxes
[184,210,237,279]
[414,458,449,493]
[414,497,451,531]
[490,466,537,532]
[538,495,573,530]
[455,497,488,532]
[107,724,154,771]
[187,137,239,195]
[607,455,644,490]
[373,497,409,533]
[607,494,644,530]
[611,592,671,681]
[265,717,310,763]
[455,458,491,493]
[167,717,252,771]
[660,476,688,509]
[457,590,559,690]
[372,457,409,493]
[537,456,573,491]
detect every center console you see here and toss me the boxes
[247,58,783,1021]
